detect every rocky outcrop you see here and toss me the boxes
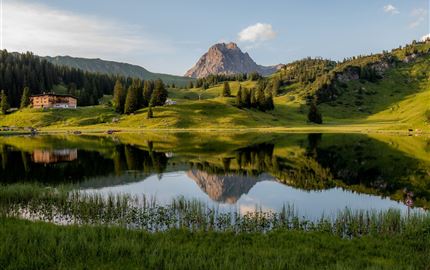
[185,42,281,78]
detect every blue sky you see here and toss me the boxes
[3,0,429,75]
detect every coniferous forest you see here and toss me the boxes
[0,50,137,107]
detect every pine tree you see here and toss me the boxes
[147,106,153,119]
[222,82,231,97]
[188,81,194,89]
[308,102,323,124]
[272,78,280,96]
[243,89,251,108]
[20,87,31,109]
[150,79,168,106]
[256,88,266,111]
[0,90,10,114]
[265,92,275,111]
[112,80,126,113]
[236,86,243,108]
[250,89,257,108]
[67,83,77,97]
[124,85,139,114]
[143,80,154,107]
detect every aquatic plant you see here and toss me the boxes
[1,184,429,237]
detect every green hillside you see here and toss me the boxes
[43,56,194,86]
[0,42,429,132]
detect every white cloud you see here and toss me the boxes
[421,33,430,41]
[409,8,428,28]
[2,1,172,59]
[383,4,399,14]
[238,23,277,43]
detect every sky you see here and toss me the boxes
[1,0,429,75]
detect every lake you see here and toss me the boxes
[0,132,428,219]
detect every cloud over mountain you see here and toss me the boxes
[238,23,277,43]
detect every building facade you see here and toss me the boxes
[30,93,77,109]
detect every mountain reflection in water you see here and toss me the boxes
[0,133,429,215]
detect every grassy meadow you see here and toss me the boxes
[1,216,429,270]
[0,53,428,133]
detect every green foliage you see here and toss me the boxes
[20,87,31,109]
[187,81,194,89]
[143,80,154,107]
[236,86,243,108]
[308,102,323,124]
[112,80,126,113]
[0,90,10,114]
[150,79,168,106]
[276,57,336,86]
[195,73,259,89]
[44,55,194,87]
[124,81,141,114]
[272,78,281,96]
[222,82,231,97]
[0,50,124,107]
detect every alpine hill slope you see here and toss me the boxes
[185,42,282,78]
[269,40,430,130]
[43,55,193,86]
[0,41,429,132]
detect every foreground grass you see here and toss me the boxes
[1,217,429,270]
[1,183,429,269]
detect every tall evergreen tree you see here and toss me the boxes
[67,83,77,97]
[150,79,168,106]
[236,86,243,108]
[256,88,266,111]
[112,80,126,113]
[124,84,139,114]
[243,89,251,108]
[272,78,280,96]
[20,87,31,109]
[250,89,257,108]
[265,92,275,111]
[222,82,231,97]
[0,90,10,114]
[143,80,154,107]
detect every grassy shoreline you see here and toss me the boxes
[1,216,429,270]
[2,125,429,136]
[1,182,429,269]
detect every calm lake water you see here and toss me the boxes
[1,133,429,219]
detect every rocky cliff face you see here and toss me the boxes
[185,42,281,78]
[186,170,270,203]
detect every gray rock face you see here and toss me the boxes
[185,42,281,78]
[186,169,270,203]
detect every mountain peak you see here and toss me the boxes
[185,42,280,78]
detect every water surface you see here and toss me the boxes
[1,132,428,219]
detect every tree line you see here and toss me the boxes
[185,72,263,90]
[112,79,168,115]
[0,50,130,107]
[219,81,275,112]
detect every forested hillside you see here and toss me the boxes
[44,56,193,87]
[0,50,145,107]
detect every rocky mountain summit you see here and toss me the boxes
[185,42,281,78]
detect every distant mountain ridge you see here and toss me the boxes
[43,56,193,86]
[185,42,282,78]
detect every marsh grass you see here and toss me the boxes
[1,184,429,237]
